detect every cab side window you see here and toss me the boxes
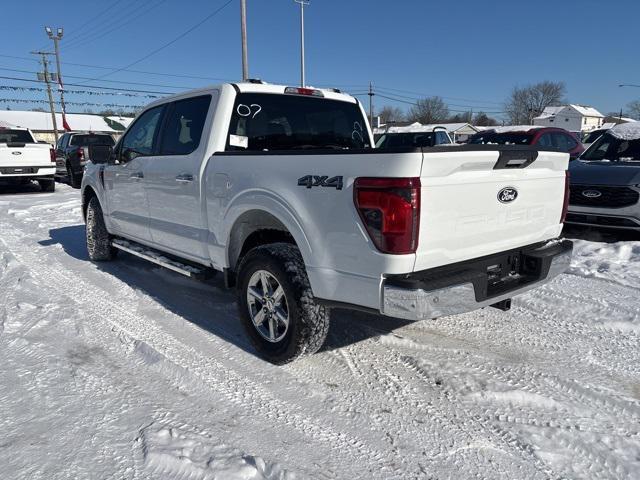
[120,105,164,162]
[159,95,211,156]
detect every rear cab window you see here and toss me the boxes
[70,134,115,147]
[0,129,36,144]
[226,93,370,151]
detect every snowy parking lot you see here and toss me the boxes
[1,183,639,479]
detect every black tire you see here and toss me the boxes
[86,196,117,261]
[67,162,81,189]
[236,243,330,364]
[38,178,55,192]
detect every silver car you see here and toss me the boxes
[567,123,640,230]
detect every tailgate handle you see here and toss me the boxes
[493,150,538,170]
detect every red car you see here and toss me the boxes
[468,127,584,159]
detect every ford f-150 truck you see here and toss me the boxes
[0,126,56,191]
[81,82,573,363]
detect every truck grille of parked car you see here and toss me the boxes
[565,213,639,228]
[569,185,639,208]
[0,167,38,174]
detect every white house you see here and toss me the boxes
[533,104,604,133]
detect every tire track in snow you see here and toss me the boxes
[0,222,398,478]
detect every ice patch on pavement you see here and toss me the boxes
[141,426,295,480]
[568,239,640,289]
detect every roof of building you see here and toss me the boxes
[536,104,604,120]
[0,110,133,133]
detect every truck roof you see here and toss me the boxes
[144,81,358,110]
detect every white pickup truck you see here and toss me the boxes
[0,126,56,191]
[81,82,572,363]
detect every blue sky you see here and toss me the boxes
[1,0,639,119]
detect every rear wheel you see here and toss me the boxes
[67,162,81,188]
[236,243,330,364]
[38,178,55,192]
[86,196,117,261]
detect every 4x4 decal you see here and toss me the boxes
[297,175,343,190]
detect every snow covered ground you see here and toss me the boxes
[1,183,639,479]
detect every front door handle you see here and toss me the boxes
[175,173,194,183]
[129,171,144,179]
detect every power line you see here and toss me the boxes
[76,0,235,85]
[368,92,506,115]
[59,0,127,45]
[64,0,169,51]
[374,84,505,106]
[0,74,173,95]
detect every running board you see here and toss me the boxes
[111,239,207,279]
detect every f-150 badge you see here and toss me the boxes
[298,175,343,190]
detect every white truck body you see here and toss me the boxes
[0,127,56,181]
[81,82,572,360]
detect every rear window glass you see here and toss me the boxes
[70,134,115,146]
[226,93,370,151]
[469,132,534,145]
[0,129,35,143]
[159,95,211,155]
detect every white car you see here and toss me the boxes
[81,81,572,363]
[0,126,56,191]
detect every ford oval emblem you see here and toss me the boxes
[582,190,602,198]
[12,151,22,155]
[497,187,518,204]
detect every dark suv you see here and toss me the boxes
[468,127,584,159]
[55,132,115,188]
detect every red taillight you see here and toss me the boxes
[284,86,324,97]
[77,147,85,160]
[49,148,56,163]
[561,171,570,223]
[354,177,421,254]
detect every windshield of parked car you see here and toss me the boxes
[468,132,533,145]
[582,130,605,144]
[0,129,35,143]
[226,93,370,151]
[581,133,640,162]
[375,131,451,148]
[70,134,115,147]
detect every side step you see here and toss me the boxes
[111,239,207,279]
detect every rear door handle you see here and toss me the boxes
[129,171,144,179]
[175,173,194,183]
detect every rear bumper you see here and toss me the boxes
[0,166,55,178]
[381,239,573,320]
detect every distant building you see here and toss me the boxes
[533,104,604,133]
[0,110,133,144]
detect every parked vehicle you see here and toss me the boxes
[55,132,115,188]
[0,126,56,191]
[375,127,452,149]
[81,82,572,363]
[566,123,640,230]
[581,127,611,148]
[468,126,584,159]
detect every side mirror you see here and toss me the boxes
[88,144,113,164]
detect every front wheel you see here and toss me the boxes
[236,243,330,364]
[85,196,117,261]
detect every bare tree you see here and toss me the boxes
[378,105,405,124]
[627,100,640,120]
[473,111,498,126]
[504,81,566,125]
[407,96,449,124]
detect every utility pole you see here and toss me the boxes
[45,26,69,131]
[368,81,374,127]
[31,51,58,142]
[240,0,249,81]
[294,0,309,87]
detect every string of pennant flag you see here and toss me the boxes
[0,97,145,110]
[0,84,161,98]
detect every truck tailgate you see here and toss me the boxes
[414,147,568,271]
[0,143,52,170]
